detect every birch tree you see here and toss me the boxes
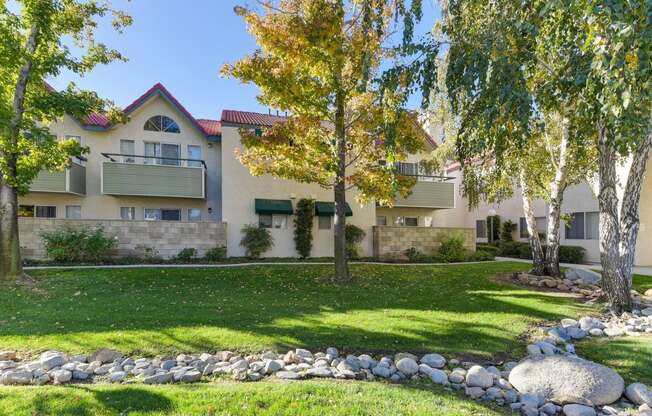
[0,0,130,281]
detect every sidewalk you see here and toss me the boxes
[495,256,652,277]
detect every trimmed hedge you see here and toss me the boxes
[496,241,586,264]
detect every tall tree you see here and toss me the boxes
[223,0,436,281]
[0,0,130,281]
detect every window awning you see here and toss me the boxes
[255,199,293,215]
[314,201,353,216]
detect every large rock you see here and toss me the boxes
[562,404,596,416]
[420,353,446,369]
[396,358,419,376]
[565,269,600,285]
[508,355,623,405]
[40,351,66,370]
[90,348,123,364]
[466,365,494,388]
[625,383,652,406]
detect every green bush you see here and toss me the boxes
[41,226,116,263]
[175,248,197,262]
[404,247,423,262]
[240,224,274,258]
[294,199,315,258]
[466,249,496,262]
[204,246,227,262]
[559,245,586,264]
[438,234,467,263]
[501,220,517,242]
[476,243,500,255]
[345,224,366,259]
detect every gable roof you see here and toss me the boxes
[220,109,438,149]
[50,82,220,140]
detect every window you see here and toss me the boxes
[144,115,180,133]
[144,142,180,166]
[586,212,599,240]
[272,215,288,229]
[120,207,136,220]
[259,214,273,228]
[566,212,585,239]
[476,220,487,238]
[318,215,332,230]
[188,145,202,167]
[65,205,81,219]
[120,140,135,163]
[188,208,202,221]
[18,205,35,217]
[35,206,56,218]
[376,216,387,226]
[424,216,433,227]
[404,217,418,226]
[144,208,180,221]
[520,216,547,238]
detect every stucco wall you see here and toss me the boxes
[20,94,221,222]
[220,124,376,258]
[373,225,475,259]
[19,218,227,260]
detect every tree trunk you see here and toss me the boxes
[332,88,349,281]
[0,23,38,282]
[545,115,570,277]
[520,170,545,275]
[597,123,632,313]
[619,118,652,292]
[0,178,22,280]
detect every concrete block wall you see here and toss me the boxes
[19,218,227,260]
[373,226,475,259]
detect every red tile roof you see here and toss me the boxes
[221,110,288,127]
[196,119,221,136]
[83,113,111,128]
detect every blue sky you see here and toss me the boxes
[49,0,441,120]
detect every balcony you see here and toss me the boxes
[101,153,206,199]
[29,159,86,195]
[393,162,455,209]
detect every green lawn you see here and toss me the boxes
[578,335,652,385]
[0,381,507,416]
[634,273,652,293]
[1,263,592,359]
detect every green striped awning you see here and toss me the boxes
[254,199,293,215]
[314,201,353,216]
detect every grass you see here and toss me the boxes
[577,335,652,385]
[633,273,652,293]
[1,262,592,359]
[0,381,508,416]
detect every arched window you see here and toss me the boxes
[144,115,180,133]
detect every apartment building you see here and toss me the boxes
[19,83,464,259]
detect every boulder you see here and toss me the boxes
[466,365,494,388]
[143,372,173,384]
[0,351,16,361]
[562,404,596,416]
[40,351,66,370]
[642,308,652,317]
[90,348,123,364]
[275,370,301,380]
[420,353,446,369]
[565,269,600,285]
[625,383,652,406]
[396,358,419,376]
[508,355,624,405]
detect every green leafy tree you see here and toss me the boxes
[0,0,131,281]
[223,0,436,281]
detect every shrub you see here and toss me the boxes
[438,234,467,263]
[345,224,366,259]
[240,224,273,258]
[204,246,227,262]
[476,243,500,255]
[134,245,163,263]
[466,249,495,262]
[293,199,315,258]
[498,241,525,257]
[41,226,116,263]
[559,245,586,264]
[175,248,197,262]
[518,243,533,259]
[501,220,517,242]
[404,247,423,262]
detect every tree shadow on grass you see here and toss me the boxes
[0,263,592,358]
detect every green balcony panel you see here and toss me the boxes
[255,199,293,215]
[102,162,205,199]
[29,162,86,195]
[314,201,353,216]
[394,181,455,209]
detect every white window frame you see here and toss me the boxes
[318,216,332,230]
[144,141,180,166]
[144,208,181,221]
[376,216,387,226]
[187,145,203,168]
[120,139,136,163]
[188,208,202,221]
[65,205,81,219]
[120,207,136,220]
